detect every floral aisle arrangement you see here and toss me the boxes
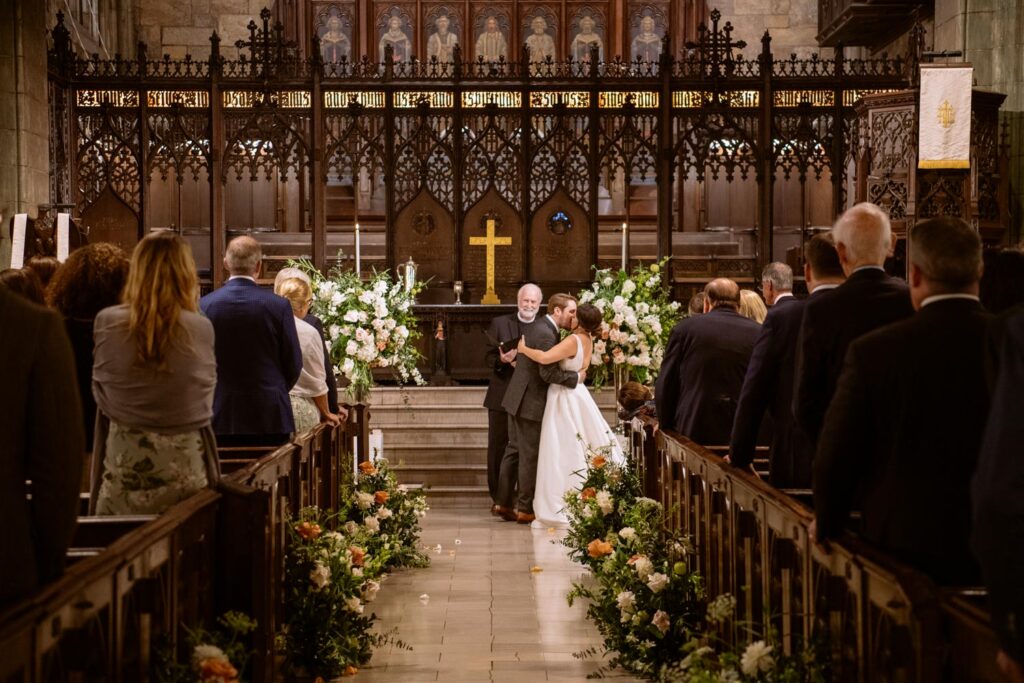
[153,611,256,683]
[340,458,430,570]
[292,259,426,401]
[564,456,823,681]
[578,257,680,388]
[281,507,408,678]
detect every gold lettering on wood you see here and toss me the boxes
[147,90,210,108]
[76,90,139,107]
[598,91,659,108]
[394,91,454,108]
[529,91,590,108]
[324,91,386,108]
[462,91,522,108]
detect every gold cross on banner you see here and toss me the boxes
[469,218,512,305]
[938,100,956,129]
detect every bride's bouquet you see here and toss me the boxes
[578,258,680,388]
[291,259,426,401]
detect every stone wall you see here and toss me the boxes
[712,0,824,59]
[134,0,266,59]
[0,0,51,266]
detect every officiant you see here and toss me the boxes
[483,283,542,513]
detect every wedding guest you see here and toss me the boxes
[793,203,912,444]
[760,262,794,306]
[0,286,84,603]
[618,381,656,420]
[25,255,61,290]
[973,309,1024,683]
[979,247,1024,314]
[0,267,46,305]
[275,267,343,418]
[90,232,218,515]
[730,235,844,489]
[688,291,705,316]
[655,278,760,445]
[814,217,989,585]
[47,243,129,451]
[200,236,302,447]
[276,276,343,432]
[483,283,542,511]
[738,289,767,324]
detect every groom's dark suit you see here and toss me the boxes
[498,315,579,515]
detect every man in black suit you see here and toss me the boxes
[655,278,760,446]
[972,309,1024,683]
[483,283,542,511]
[794,202,913,444]
[201,236,303,447]
[814,217,989,585]
[760,262,794,307]
[730,242,845,488]
[497,293,583,523]
[0,287,84,603]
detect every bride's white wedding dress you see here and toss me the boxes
[532,335,625,529]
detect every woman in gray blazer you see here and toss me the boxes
[90,232,219,515]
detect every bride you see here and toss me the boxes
[517,303,625,528]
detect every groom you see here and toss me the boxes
[496,293,584,523]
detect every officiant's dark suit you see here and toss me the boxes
[498,312,579,518]
[793,267,913,444]
[0,288,84,603]
[729,295,811,488]
[200,277,303,444]
[484,312,531,502]
[973,310,1024,663]
[655,288,761,446]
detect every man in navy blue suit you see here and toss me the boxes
[201,236,303,446]
[729,241,845,489]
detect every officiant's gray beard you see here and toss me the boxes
[518,309,537,323]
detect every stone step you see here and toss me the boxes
[380,425,489,448]
[393,463,488,487]
[384,447,486,466]
[421,485,492,508]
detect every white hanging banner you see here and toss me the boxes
[918,66,973,169]
[11,214,28,269]
[369,429,384,462]
[57,213,71,262]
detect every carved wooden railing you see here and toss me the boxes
[0,408,368,683]
[625,417,1003,681]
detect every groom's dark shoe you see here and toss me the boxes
[495,506,517,522]
[516,512,536,524]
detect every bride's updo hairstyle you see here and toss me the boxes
[575,304,604,336]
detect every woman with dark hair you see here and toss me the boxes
[516,303,625,527]
[90,232,217,514]
[47,243,130,450]
[618,380,656,420]
[0,268,46,305]
[24,256,61,291]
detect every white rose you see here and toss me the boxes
[361,580,381,603]
[359,290,376,305]
[646,572,669,593]
[345,340,359,355]
[621,279,636,294]
[331,291,344,306]
[341,358,355,376]
[377,507,393,519]
[364,516,380,533]
[344,520,359,535]
[343,309,360,323]
[396,325,409,339]
[612,295,626,312]
[595,490,614,515]
[618,527,636,542]
[740,641,774,676]
[309,562,331,589]
[632,555,654,580]
[615,590,636,613]
[192,644,226,664]
[652,610,670,634]
[602,276,613,286]
[355,491,374,509]
[345,596,364,614]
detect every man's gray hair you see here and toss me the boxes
[518,283,542,301]
[225,236,262,276]
[274,266,311,294]
[761,262,793,291]
[831,202,891,266]
[910,216,982,289]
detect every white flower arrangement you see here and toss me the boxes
[292,258,426,400]
[579,258,679,388]
[309,562,331,590]
[595,490,615,515]
[645,572,669,593]
[740,640,775,676]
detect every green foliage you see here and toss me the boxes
[152,611,257,683]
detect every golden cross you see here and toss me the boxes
[469,218,512,305]
[938,100,956,129]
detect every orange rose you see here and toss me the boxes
[590,455,607,469]
[295,521,322,541]
[343,665,359,676]
[581,487,597,501]
[587,539,614,559]
[377,341,387,351]
[199,658,238,679]
[358,461,378,475]
[627,554,643,566]
[350,546,366,567]
[374,490,390,505]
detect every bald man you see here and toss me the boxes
[793,202,913,445]
[483,284,541,511]
[655,278,761,446]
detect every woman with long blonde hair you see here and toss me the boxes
[90,232,219,514]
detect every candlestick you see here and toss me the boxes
[621,222,628,271]
[354,222,361,276]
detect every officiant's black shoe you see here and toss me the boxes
[495,506,516,522]
[516,512,535,524]
[490,504,500,516]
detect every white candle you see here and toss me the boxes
[621,222,628,271]
[354,223,361,276]
[353,436,359,477]
[10,214,26,269]
[57,213,70,262]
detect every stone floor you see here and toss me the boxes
[355,508,641,682]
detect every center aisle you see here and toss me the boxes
[358,508,641,682]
